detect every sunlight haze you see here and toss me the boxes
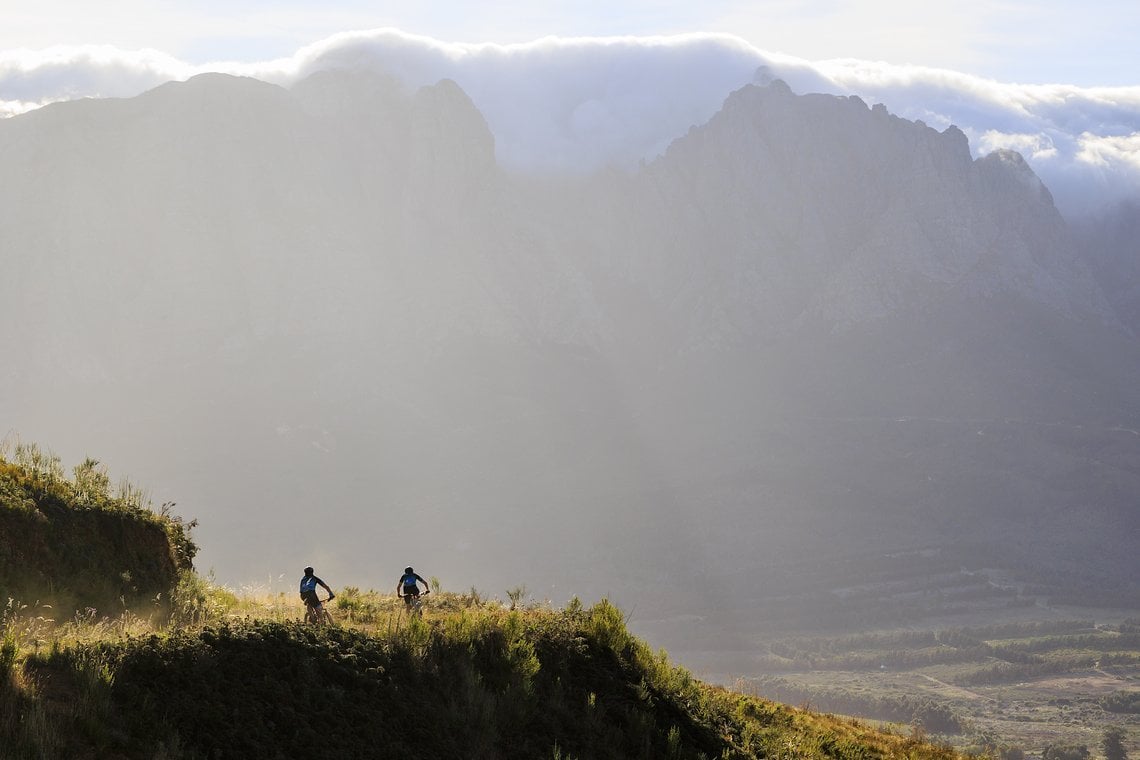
[4,4,1140,755]
[3,0,1140,692]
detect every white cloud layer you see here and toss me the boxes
[2,30,1139,217]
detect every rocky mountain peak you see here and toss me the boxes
[635,78,1110,333]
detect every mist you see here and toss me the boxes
[2,43,1139,664]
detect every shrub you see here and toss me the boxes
[0,446,197,614]
[1042,744,1090,760]
[1101,691,1140,714]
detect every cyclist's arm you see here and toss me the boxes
[396,581,403,596]
[415,573,428,592]
[319,581,334,598]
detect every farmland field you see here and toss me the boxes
[678,618,1140,756]
[630,548,1140,757]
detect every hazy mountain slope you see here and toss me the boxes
[502,82,1140,602]
[1073,199,1140,334]
[567,83,1111,344]
[1,71,1137,621]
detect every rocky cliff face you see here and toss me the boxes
[1073,199,1140,334]
[0,74,1118,370]
[2,72,1137,603]
[609,83,1112,340]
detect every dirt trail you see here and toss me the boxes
[917,674,997,703]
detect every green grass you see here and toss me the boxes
[0,442,197,615]
[0,442,967,757]
[0,588,966,760]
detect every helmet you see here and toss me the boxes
[304,566,314,575]
[404,566,414,574]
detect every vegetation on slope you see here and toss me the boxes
[1,589,963,760]
[0,442,197,615]
[0,446,962,757]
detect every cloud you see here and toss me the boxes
[977,131,1059,161]
[0,45,193,101]
[1077,132,1140,171]
[280,30,793,170]
[2,30,1139,216]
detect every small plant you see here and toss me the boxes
[666,725,682,757]
[506,584,529,611]
[1,632,18,679]
[169,571,237,626]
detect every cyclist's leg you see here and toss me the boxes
[302,591,319,623]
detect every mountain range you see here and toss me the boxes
[2,69,1138,633]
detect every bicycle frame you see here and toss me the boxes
[402,590,430,617]
[304,596,335,625]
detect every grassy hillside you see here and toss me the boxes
[0,447,962,757]
[1,591,962,760]
[0,443,197,615]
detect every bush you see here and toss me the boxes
[0,446,197,614]
[1101,690,1140,714]
[1042,744,1090,760]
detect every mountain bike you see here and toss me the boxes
[305,594,335,626]
[402,589,430,618]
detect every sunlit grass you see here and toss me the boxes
[0,438,970,757]
[1,580,967,759]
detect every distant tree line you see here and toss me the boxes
[763,645,991,672]
[747,676,963,734]
[761,622,1139,674]
[994,632,1140,655]
[767,620,1095,659]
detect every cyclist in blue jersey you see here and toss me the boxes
[299,566,334,613]
[397,566,429,609]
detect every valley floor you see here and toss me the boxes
[656,608,1140,758]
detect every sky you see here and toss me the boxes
[1,1,1139,215]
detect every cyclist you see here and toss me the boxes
[397,566,429,609]
[299,566,334,620]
